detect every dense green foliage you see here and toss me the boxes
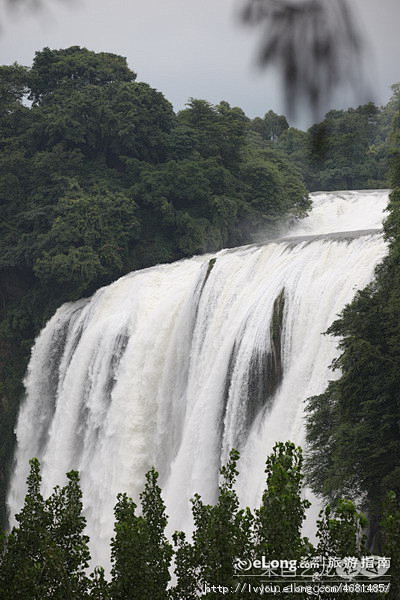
[173,449,254,600]
[248,98,396,193]
[381,492,400,600]
[275,97,397,191]
[3,444,396,600]
[0,459,90,599]
[0,46,310,525]
[110,469,172,600]
[305,87,400,544]
[255,442,311,561]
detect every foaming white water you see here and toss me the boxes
[8,190,389,567]
[286,189,388,236]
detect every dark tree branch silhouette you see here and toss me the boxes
[0,0,70,30]
[2,0,366,121]
[241,0,366,118]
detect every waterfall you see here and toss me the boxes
[8,189,389,567]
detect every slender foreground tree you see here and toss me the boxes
[0,459,91,599]
[380,492,400,600]
[110,468,172,600]
[255,442,311,559]
[173,449,254,600]
[3,445,398,599]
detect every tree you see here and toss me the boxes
[110,469,172,600]
[45,470,91,598]
[314,501,368,600]
[238,146,309,240]
[0,458,50,599]
[89,567,111,600]
[177,99,248,169]
[264,110,288,141]
[255,442,311,561]
[171,531,198,600]
[0,64,28,114]
[173,444,318,600]
[5,450,395,598]
[28,81,174,164]
[29,46,136,105]
[316,500,367,558]
[140,469,173,599]
[380,491,400,599]
[0,459,91,600]
[32,187,140,294]
[173,449,254,600]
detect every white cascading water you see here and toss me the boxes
[8,189,389,567]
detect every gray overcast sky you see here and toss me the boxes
[0,0,399,127]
